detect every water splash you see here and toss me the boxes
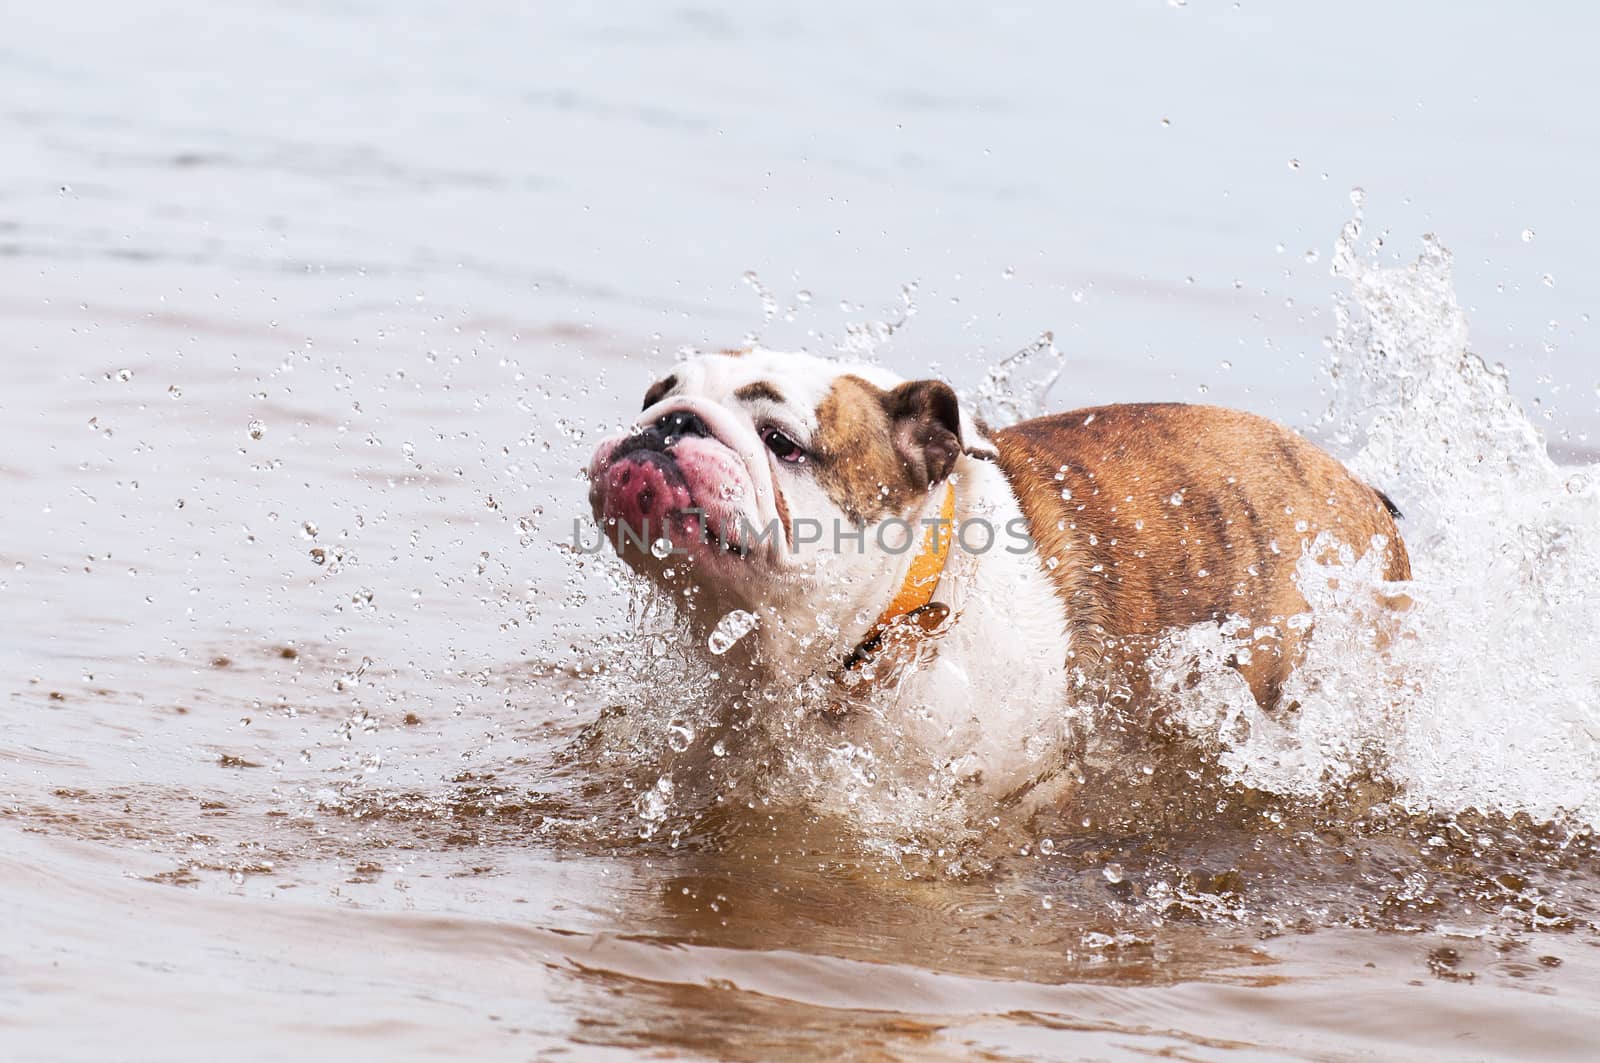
[706,609,758,655]
[968,331,1066,427]
[1173,206,1600,828]
[740,270,779,330]
[838,282,919,359]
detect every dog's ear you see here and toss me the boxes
[883,379,969,488]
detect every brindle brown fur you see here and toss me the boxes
[995,403,1410,709]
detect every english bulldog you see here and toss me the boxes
[585,348,1410,804]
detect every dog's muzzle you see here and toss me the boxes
[607,409,714,465]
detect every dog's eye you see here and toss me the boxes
[761,426,806,463]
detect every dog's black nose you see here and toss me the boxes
[655,409,710,442]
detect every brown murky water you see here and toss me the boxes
[7,3,1600,1060]
[7,282,1600,1061]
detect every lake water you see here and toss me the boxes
[4,3,1600,1060]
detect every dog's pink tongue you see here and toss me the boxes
[598,453,693,538]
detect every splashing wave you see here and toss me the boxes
[1172,208,1600,828]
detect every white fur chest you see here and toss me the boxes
[825,457,1072,799]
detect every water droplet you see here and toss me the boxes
[707,609,758,655]
[301,521,319,539]
[1039,837,1055,855]
[1001,266,1015,280]
[1521,228,1536,243]
[1059,487,1073,501]
[1169,492,1185,506]
[649,537,673,559]
[741,271,778,324]
[1102,863,1125,884]
[1349,186,1366,208]
[1287,158,1301,171]
[666,719,695,752]
[247,418,265,441]
[115,368,133,382]
[636,775,675,832]
[167,384,181,399]
[1542,273,1556,288]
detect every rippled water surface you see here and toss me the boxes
[5,3,1600,1060]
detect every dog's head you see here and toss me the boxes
[586,349,997,624]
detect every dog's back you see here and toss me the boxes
[994,403,1410,707]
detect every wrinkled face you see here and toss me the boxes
[586,349,987,611]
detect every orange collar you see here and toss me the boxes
[840,483,956,672]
